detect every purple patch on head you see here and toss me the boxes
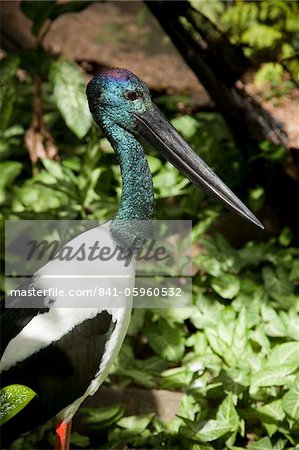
[103,68,136,82]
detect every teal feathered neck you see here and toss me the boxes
[101,117,155,249]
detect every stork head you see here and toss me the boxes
[87,68,264,229]
[86,68,152,132]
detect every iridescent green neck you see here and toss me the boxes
[101,119,155,249]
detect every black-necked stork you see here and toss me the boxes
[0,68,263,449]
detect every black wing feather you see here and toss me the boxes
[1,310,115,445]
[1,278,49,357]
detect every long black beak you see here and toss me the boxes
[133,106,264,229]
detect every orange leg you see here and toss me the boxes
[55,418,72,450]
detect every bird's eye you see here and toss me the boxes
[124,90,139,101]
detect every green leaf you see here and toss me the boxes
[289,259,299,281]
[127,309,145,336]
[144,318,185,362]
[50,61,92,138]
[211,273,240,299]
[257,399,285,422]
[282,384,299,420]
[205,327,237,367]
[42,159,64,179]
[171,115,198,139]
[117,413,154,433]
[194,254,222,277]
[242,24,282,49]
[81,405,124,430]
[255,63,284,87]
[160,366,193,389]
[231,307,248,356]
[280,309,299,341]
[70,432,90,448]
[183,419,232,442]
[15,182,71,213]
[249,186,265,212]
[0,161,22,191]
[21,0,55,35]
[147,155,162,174]
[258,141,286,162]
[278,227,293,247]
[0,161,22,203]
[178,394,201,421]
[261,305,286,337]
[153,162,190,198]
[0,56,20,130]
[216,394,239,429]
[263,266,294,302]
[137,356,168,374]
[250,326,270,354]
[250,366,297,394]
[0,384,36,425]
[267,342,299,368]
[250,436,273,450]
[117,368,156,389]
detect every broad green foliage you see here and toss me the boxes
[225,1,299,89]
[2,1,299,449]
[50,61,92,139]
[0,162,23,204]
[194,1,299,91]
[0,384,36,425]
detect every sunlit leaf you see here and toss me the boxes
[182,419,232,442]
[231,307,248,356]
[160,366,193,389]
[216,394,239,429]
[256,399,285,422]
[42,159,64,179]
[144,318,185,362]
[254,63,284,87]
[282,383,299,420]
[117,413,154,433]
[211,273,240,299]
[266,342,299,368]
[250,366,297,393]
[171,115,198,139]
[50,61,92,138]
[0,384,36,425]
[242,24,282,49]
[261,305,287,337]
[250,436,273,450]
[0,161,22,193]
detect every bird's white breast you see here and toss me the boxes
[1,221,135,373]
